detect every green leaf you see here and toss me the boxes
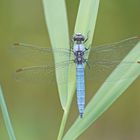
[63,42,140,140]
[0,86,17,140]
[42,0,70,109]
[75,0,100,44]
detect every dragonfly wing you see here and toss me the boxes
[12,43,73,65]
[85,60,137,83]
[85,36,140,82]
[14,60,74,85]
[15,65,55,84]
[88,36,140,60]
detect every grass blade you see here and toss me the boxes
[42,0,70,109]
[63,42,140,140]
[42,1,70,140]
[0,86,16,140]
[75,0,100,44]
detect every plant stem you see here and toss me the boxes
[57,110,68,140]
[57,91,73,140]
[0,86,17,140]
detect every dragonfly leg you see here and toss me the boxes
[84,31,90,43]
[84,59,90,69]
[71,34,75,44]
[85,44,91,51]
[70,35,75,52]
[69,39,74,57]
[84,37,88,43]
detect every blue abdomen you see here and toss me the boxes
[76,64,85,118]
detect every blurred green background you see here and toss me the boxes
[0,0,140,140]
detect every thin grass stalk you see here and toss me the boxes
[0,86,16,140]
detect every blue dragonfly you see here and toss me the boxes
[13,34,140,118]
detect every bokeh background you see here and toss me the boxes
[0,0,140,140]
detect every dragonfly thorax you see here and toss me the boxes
[73,44,86,64]
[73,44,85,52]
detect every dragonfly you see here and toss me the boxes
[13,33,140,118]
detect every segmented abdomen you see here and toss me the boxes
[76,64,85,118]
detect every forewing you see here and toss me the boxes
[12,43,72,65]
[85,36,140,82]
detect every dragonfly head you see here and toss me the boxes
[73,33,85,44]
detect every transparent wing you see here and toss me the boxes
[11,43,75,85]
[85,36,140,82]
[14,60,75,85]
[12,43,73,65]
[12,36,140,84]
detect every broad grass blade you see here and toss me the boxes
[42,0,70,109]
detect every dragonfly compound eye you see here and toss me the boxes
[73,33,85,41]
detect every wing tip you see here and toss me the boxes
[13,43,20,46]
[16,68,23,72]
[136,36,140,40]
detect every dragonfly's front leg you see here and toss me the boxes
[84,37,88,43]
[71,34,75,46]
[84,59,90,69]
[83,31,90,43]
[84,44,91,51]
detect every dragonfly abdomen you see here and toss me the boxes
[76,64,85,118]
